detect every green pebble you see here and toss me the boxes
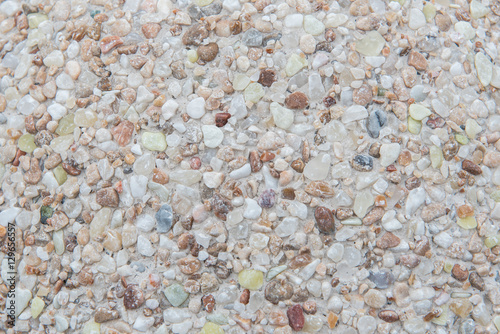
[27,13,48,29]
[53,165,68,185]
[206,313,229,325]
[238,269,264,290]
[455,133,469,145]
[18,134,37,153]
[407,116,422,134]
[244,83,265,103]
[56,114,77,135]
[200,322,224,334]
[490,190,500,202]
[40,206,54,224]
[31,296,45,319]
[163,283,189,307]
[142,132,167,151]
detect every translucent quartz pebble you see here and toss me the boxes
[18,134,36,153]
[90,208,112,240]
[303,15,325,36]
[238,269,264,290]
[50,135,74,154]
[285,54,308,77]
[324,13,348,28]
[355,31,385,56]
[342,105,368,123]
[82,321,100,334]
[409,8,426,30]
[406,188,426,216]
[475,52,493,87]
[491,66,500,88]
[455,22,475,40]
[379,143,400,167]
[169,170,202,185]
[233,74,251,90]
[244,83,265,103]
[353,191,374,218]
[303,153,331,181]
[202,125,224,148]
[141,132,167,151]
[470,0,489,19]
[267,265,287,280]
[358,315,377,334]
[74,109,98,127]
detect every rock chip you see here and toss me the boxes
[314,206,335,234]
[96,188,119,207]
[376,232,400,249]
[287,304,305,331]
[198,42,219,61]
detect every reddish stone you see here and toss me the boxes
[215,113,231,127]
[111,120,134,146]
[142,23,161,39]
[287,304,305,331]
[314,206,335,234]
[285,92,309,109]
[100,36,123,53]
[258,68,277,87]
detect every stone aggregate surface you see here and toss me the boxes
[1,0,500,333]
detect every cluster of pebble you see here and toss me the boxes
[1,0,500,333]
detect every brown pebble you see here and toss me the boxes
[215,113,231,127]
[399,254,421,268]
[303,301,317,314]
[249,150,263,172]
[408,50,428,71]
[202,294,215,313]
[352,83,373,105]
[240,289,250,304]
[457,204,474,218]
[178,257,201,274]
[421,203,446,223]
[265,279,294,304]
[258,68,277,87]
[142,23,161,39]
[182,24,209,45]
[96,187,120,207]
[378,310,399,323]
[314,206,335,234]
[123,284,145,309]
[94,307,119,323]
[285,92,309,109]
[405,176,421,190]
[289,253,312,269]
[153,168,169,184]
[305,181,335,198]
[414,236,430,256]
[462,159,482,175]
[451,264,469,282]
[24,158,42,185]
[336,208,353,220]
[291,158,305,173]
[436,13,452,31]
[62,161,81,176]
[197,42,219,62]
[362,207,384,225]
[376,232,400,249]
[469,272,485,291]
